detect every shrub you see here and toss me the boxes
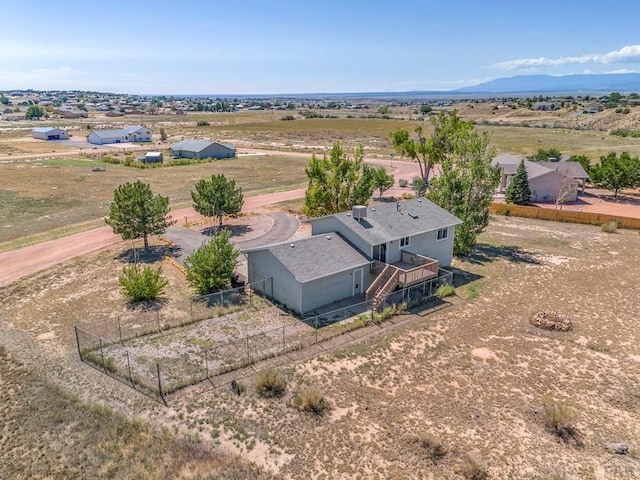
[119,265,168,302]
[542,394,576,439]
[294,387,330,416]
[196,120,210,126]
[416,432,446,463]
[436,284,456,298]
[230,378,246,396]
[102,156,121,164]
[372,302,406,324]
[457,452,488,480]
[398,178,409,187]
[601,220,618,233]
[281,115,295,121]
[254,368,287,398]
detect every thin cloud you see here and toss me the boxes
[491,45,640,70]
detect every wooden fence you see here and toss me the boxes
[489,203,640,230]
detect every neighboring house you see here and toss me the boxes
[584,103,602,114]
[170,140,236,159]
[87,125,152,145]
[493,154,583,202]
[530,101,560,111]
[32,127,69,140]
[143,151,163,163]
[245,198,462,315]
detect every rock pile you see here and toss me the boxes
[530,311,573,332]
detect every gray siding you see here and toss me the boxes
[172,143,236,160]
[406,228,455,267]
[300,267,373,314]
[247,250,301,313]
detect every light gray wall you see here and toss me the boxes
[300,266,374,314]
[247,250,301,313]
[33,129,68,140]
[200,143,235,159]
[406,228,455,267]
[530,172,578,202]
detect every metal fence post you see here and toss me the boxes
[315,317,318,344]
[157,363,167,406]
[249,286,252,305]
[156,310,161,333]
[126,350,134,387]
[190,298,194,322]
[117,315,123,345]
[99,338,107,373]
[282,325,285,353]
[204,349,209,379]
[246,336,250,365]
[74,326,83,360]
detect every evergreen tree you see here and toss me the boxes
[192,174,244,230]
[106,181,174,250]
[505,160,532,204]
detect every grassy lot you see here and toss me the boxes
[2,216,640,478]
[0,153,309,243]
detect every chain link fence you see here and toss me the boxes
[76,270,453,404]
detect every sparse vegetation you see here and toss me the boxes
[416,432,446,463]
[601,220,619,233]
[457,451,489,480]
[119,265,168,302]
[294,387,330,416]
[436,284,456,298]
[254,368,287,398]
[542,394,577,440]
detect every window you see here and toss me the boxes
[436,227,448,241]
[400,236,410,248]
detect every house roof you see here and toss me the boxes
[219,142,236,151]
[310,197,463,246]
[33,127,60,133]
[90,129,126,138]
[171,139,214,152]
[493,154,588,180]
[122,125,146,134]
[244,232,371,283]
[539,161,589,179]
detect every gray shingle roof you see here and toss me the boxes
[244,233,371,283]
[33,127,58,133]
[311,198,462,246]
[493,155,588,180]
[171,139,214,152]
[539,161,589,179]
[91,129,127,138]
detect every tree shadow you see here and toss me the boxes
[117,244,182,264]
[463,243,541,266]
[201,224,253,238]
[125,297,169,311]
[448,267,483,288]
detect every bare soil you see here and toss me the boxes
[3,215,640,478]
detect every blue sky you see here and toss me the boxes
[2,0,640,94]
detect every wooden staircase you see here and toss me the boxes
[366,264,400,311]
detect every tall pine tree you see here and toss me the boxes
[505,160,531,205]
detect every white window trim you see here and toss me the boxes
[399,236,410,248]
[436,227,448,241]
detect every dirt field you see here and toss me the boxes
[2,215,640,478]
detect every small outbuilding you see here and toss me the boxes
[143,151,164,163]
[170,140,236,159]
[32,127,69,141]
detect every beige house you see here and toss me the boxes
[493,154,588,203]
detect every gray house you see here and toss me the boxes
[32,127,69,140]
[87,125,152,145]
[245,198,462,315]
[170,140,236,159]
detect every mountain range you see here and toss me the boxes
[453,73,640,94]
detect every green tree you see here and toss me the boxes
[590,151,640,197]
[413,177,427,197]
[0,94,9,105]
[390,126,431,182]
[159,127,168,141]
[505,160,532,205]
[419,104,432,114]
[119,265,168,302]
[26,104,47,119]
[371,167,394,199]
[303,142,375,216]
[191,174,244,230]
[527,148,562,162]
[105,180,175,250]
[185,230,239,295]
[426,111,501,256]
[377,105,390,115]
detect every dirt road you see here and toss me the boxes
[0,189,307,288]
